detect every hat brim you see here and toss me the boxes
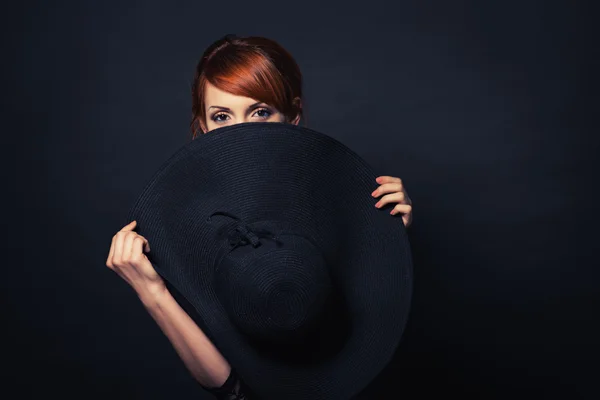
[126,122,413,399]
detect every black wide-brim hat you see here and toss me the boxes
[126,122,413,399]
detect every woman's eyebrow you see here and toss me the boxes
[208,105,230,111]
[207,102,266,111]
[246,102,265,109]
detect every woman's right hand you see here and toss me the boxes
[106,220,166,302]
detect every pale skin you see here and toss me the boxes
[106,82,413,389]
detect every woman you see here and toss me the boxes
[106,34,413,399]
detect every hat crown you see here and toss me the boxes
[213,222,334,345]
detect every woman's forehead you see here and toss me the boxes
[204,82,262,109]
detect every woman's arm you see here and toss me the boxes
[106,221,246,396]
[139,286,231,388]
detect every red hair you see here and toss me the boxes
[190,34,304,139]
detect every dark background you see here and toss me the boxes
[5,0,598,399]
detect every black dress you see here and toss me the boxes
[199,367,391,399]
[199,368,253,399]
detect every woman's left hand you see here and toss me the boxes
[372,175,413,228]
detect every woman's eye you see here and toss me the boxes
[254,108,272,119]
[212,113,229,122]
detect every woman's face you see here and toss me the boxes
[202,82,299,133]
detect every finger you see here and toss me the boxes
[113,232,125,265]
[106,235,116,268]
[390,203,412,215]
[375,192,405,208]
[132,236,146,262]
[400,208,413,227]
[137,234,151,253]
[120,220,137,232]
[371,182,403,197]
[376,176,402,185]
[123,231,137,262]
